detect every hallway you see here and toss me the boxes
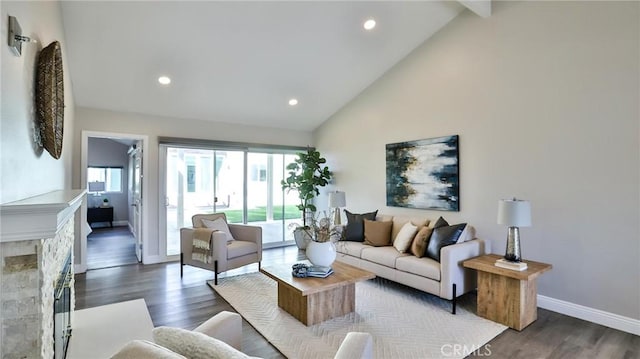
[87,226,139,270]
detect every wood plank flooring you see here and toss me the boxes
[75,247,639,358]
[87,226,139,270]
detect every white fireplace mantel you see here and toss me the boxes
[0,189,86,242]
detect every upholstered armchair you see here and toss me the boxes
[180,213,262,284]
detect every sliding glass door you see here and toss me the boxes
[163,144,300,257]
[246,153,301,245]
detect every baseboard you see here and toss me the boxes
[113,220,128,227]
[74,264,87,274]
[142,255,164,265]
[538,295,640,336]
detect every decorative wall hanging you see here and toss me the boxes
[36,41,64,159]
[386,135,459,211]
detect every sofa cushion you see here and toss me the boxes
[226,240,258,259]
[112,340,187,359]
[426,223,467,262]
[344,210,378,241]
[393,222,418,253]
[363,219,392,246]
[361,246,408,268]
[153,326,250,359]
[336,241,370,258]
[410,226,433,258]
[391,217,428,243]
[395,256,441,281]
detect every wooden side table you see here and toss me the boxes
[463,254,552,331]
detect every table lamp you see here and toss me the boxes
[88,181,105,208]
[497,198,531,262]
[328,191,346,225]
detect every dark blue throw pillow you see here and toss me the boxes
[426,223,467,262]
[343,210,378,242]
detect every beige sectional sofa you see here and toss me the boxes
[335,214,490,313]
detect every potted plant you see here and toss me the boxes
[281,147,332,249]
[102,198,110,207]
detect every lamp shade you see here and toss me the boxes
[88,181,105,192]
[328,191,346,208]
[497,198,531,227]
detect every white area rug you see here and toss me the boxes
[211,273,507,359]
[67,299,154,359]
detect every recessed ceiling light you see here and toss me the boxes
[363,19,376,30]
[158,76,171,85]
[288,98,298,106]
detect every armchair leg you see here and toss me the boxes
[451,283,457,315]
[258,261,261,271]
[180,253,183,278]
[214,260,218,286]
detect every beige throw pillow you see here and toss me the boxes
[201,217,235,243]
[410,226,433,258]
[393,222,418,253]
[363,219,393,246]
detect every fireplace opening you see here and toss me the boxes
[54,253,72,359]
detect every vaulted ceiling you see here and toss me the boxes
[61,1,489,131]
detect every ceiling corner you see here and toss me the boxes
[458,0,491,18]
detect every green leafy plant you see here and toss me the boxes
[281,147,332,226]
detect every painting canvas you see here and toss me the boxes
[386,135,459,211]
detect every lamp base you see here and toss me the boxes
[333,207,341,225]
[504,226,521,262]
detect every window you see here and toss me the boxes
[88,167,123,193]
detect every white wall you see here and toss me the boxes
[1,1,75,204]
[87,137,130,223]
[314,1,639,321]
[73,107,313,260]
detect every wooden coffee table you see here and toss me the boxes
[260,261,375,326]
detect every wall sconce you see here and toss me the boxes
[8,16,37,56]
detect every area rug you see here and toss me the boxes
[210,273,507,359]
[66,299,153,359]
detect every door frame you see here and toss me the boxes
[78,130,150,273]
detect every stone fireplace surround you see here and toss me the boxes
[1,190,85,359]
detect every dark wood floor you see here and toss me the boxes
[87,226,139,270]
[74,247,639,359]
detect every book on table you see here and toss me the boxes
[307,266,334,278]
[495,258,528,271]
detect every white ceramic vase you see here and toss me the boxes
[306,240,337,267]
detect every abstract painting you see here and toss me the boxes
[386,135,459,211]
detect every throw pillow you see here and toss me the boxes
[430,216,449,229]
[363,219,393,246]
[393,222,418,253]
[426,223,467,262]
[201,217,235,243]
[153,326,250,359]
[410,226,433,258]
[457,224,476,243]
[344,210,378,242]
[112,340,186,359]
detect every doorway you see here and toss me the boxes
[80,131,148,272]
